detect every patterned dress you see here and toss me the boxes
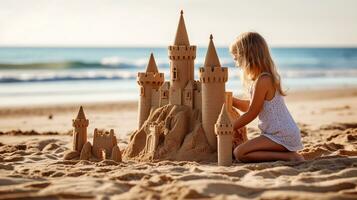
[250,72,304,151]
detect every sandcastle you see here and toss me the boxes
[63,106,122,162]
[64,10,246,165]
[123,11,247,164]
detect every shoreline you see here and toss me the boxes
[1,87,356,117]
[1,79,357,108]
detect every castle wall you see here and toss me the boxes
[183,81,194,109]
[151,89,160,108]
[92,129,117,159]
[193,90,202,113]
[193,81,202,112]
[183,89,193,108]
[145,124,162,154]
[160,93,169,107]
[159,81,170,107]
[169,88,182,105]
[138,85,153,127]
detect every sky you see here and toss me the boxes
[0,0,356,47]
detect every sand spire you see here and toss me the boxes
[216,104,232,126]
[146,53,158,73]
[76,106,86,119]
[174,10,190,46]
[203,34,221,68]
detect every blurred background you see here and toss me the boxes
[1,0,357,107]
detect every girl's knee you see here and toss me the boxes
[233,146,240,159]
[233,144,248,161]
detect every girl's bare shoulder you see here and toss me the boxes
[255,74,274,91]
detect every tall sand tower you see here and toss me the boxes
[72,106,89,151]
[215,103,233,166]
[168,10,196,105]
[199,35,228,150]
[137,53,164,127]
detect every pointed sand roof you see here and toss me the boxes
[174,10,190,46]
[146,53,158,73]
[76,106,86,119]
[161,81,170,90]
[204,34,221,68]
[216,104,232,126]
[184,80,194,90]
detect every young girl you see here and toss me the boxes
[230,32,304,163]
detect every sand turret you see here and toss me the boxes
[199,35,228,150]
[215,103,233,166]
[72,106,89,152]
[137,53,164,127]
[168,10,196,105]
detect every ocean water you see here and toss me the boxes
[0,47,357,107]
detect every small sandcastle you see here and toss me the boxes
[64,11,246,166]
[63,106,122,162]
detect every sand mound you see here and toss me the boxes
[300,122,357,160]
[123,105,216,162]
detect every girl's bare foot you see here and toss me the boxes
[290,152,305,161]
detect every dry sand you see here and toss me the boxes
[0,88,357,199]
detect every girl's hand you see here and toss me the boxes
[232,97,250,112]
[233,127,245,138]
[232,127,247,148]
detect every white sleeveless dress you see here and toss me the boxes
[250,73,303,151]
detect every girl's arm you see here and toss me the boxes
[232,97,250,112]
[233,76,270,130]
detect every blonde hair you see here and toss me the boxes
[229,32,286,96]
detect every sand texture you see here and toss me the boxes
[123,104,217,162]
[0,88,357,199]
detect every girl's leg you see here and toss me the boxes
[233,135,304,163]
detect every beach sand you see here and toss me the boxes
[0,88,356,199]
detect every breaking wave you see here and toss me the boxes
[1,68,357,83]
[0,60,142,70]
[1,55,357,83]
[0,58,233,70]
